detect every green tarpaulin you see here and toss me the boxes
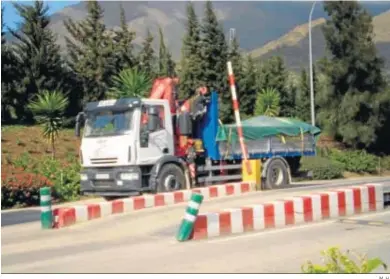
[216,116,321,142]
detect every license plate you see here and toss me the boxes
[95,173,109,180]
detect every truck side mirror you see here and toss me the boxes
[147,106,159,132]
[75,112,85,137]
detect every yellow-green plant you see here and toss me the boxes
[254,87,281,117]
[302,247,387,273]
[28,90,69,159]
[107,68,152,99]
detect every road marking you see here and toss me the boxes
[340,219,357,224]
[368,221,386,226]
[348,209,390,219]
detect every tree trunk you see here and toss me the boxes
[51,135,56,159]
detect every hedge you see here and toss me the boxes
[1,170,54,209]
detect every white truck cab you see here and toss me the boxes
[75,97,180,198]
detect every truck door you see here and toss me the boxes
[137,103,173,165]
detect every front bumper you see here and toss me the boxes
[80,166,143,196]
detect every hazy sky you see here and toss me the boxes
[2,0,80,30]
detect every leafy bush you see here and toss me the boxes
[2,155,82,209]
[13,152,33,170]
[1,171,53,209]
[302,247,387,273]
[380,156,390,171]
[300,156,343,180]
[329,149,379,174]
[36,157,81,202]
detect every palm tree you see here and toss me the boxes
[107,68,153,99]
[28,90,69,159]
[254,87,281,117]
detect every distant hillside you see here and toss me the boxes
[4,1,390,61]
[250,10,390,73]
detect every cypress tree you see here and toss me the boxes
[257,56,294,117]
[318,1,389,148]
[138,29,155,78]
[295,68,311,122]
[113,4,136,71]
[8,0,66,123]
[228,35,249,121]
[158,27,168,76]
[178,2,203,100]
[200,1,229,122]
[240,54,259,118]
[65,0,115,103]
[166,51,176,77]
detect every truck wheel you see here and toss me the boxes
[264,158,288,190]
[156,164,186,193]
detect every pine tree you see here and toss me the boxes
[8,0,66,123]
[65,0,115,104]
[200,1,230,122]
[178,2,203,100]
[113,4,136,71]
[138,29,155,78]
[239,54,258,119]
[257,56,294,117]
[318,1,388,148]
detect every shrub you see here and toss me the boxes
[13,152,33,170]
[36,157,81,202]
[329,149,379,174]
[2,157,82,209]
[380,156,390,171]
[302,247,387,273]
[1,171,54,209]
[300,156,343,180]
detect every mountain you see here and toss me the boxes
[249,9,390,73]
[4,1,390,61]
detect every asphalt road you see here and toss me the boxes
[2,176,390,273]
[2,176,390,227]
[2,209,389,273]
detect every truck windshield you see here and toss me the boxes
[84,109,133,137]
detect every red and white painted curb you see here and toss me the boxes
[53,181,256,229]
[190,184,387,240]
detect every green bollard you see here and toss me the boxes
[40,187,53,229]
[176,192,204,242]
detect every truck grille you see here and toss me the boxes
[90,158,118,164]
[93,180,115,188]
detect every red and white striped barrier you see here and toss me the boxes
[227,61,251,174]
[53,181,256,229]
[190,184,386,240]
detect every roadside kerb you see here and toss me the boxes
[52,181,256,229]
[189,183,387,240]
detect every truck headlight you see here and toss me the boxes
[80,174,88,181]
[120,173,139,180]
